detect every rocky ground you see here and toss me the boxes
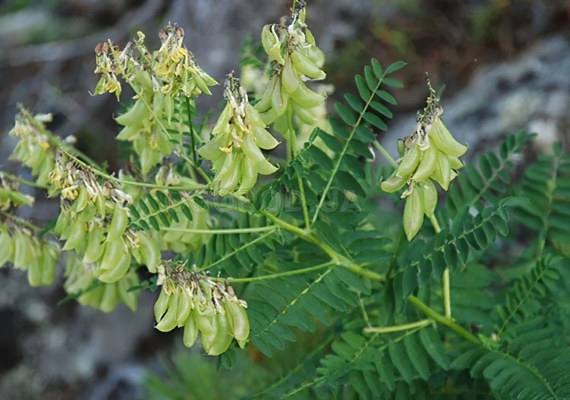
[383,35,570,162]
[0,1,569,399]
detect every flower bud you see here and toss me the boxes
[403,187,424,241]
[429,117,467,158]
[261,25,285,65]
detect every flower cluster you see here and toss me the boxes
[49,151,160,282]
[199,79,279,195]
[382,94,468,240]
[255,10,327,132]
[93,24,217,175]
[0,224,59,287]
[0,173,58,286]
[9,108,56,186]
[154,264,249,355]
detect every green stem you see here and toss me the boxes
[203,200,253,214]
[261,210,385,283]
[52,135,105,171]
[160,225,277,235]
[364,319,432,334]
[430,214,441,233]
[220,260,336,283]
[348,263,385,282]
[286,107,296,161]
[408,295,479,344]
[2,173,47,189]
[430,214,451,318]
[180,151,211,185]
[286,106,311,229]
[297,175,311,229]
[358,294,371,327]
[385,227,405,278]
[130,197,194,226]
[261,210,313,241]
[0,211,41,231]
[197,230,277,272]
[310,71,388,226]
[185,96,198,166]
[182,97,212,185]
[442,268,451,318]
[62,150,208,191]
[373,141,397,167]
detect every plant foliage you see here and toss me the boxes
[0,2,568,399]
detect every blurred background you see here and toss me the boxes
[0,0,569,399]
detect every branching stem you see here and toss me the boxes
[261,210,385,283]
[197,229,277,272]
[408,295,479,344]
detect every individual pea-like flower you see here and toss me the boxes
[153,264,249,355]
[199,77,279,196]
[93,42,122,100]
[381,86,468,240]
[255,5,327,130]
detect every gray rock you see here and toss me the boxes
[381,36,570,161]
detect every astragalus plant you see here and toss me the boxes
[1,2,569,399]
